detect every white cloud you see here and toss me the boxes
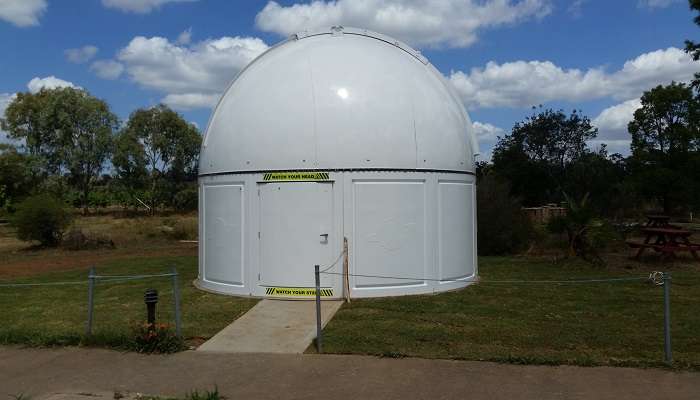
[27,76,80,93]
[567,0,586,17]
[176,27,192,45]
[592,98,642,140]
[116,35,268,110]
[589,139,632,155]
[0,93,15,117]
[0,0,47,27]
[472,121,504,142]
[102,0,198,13]
[65,45,99,63]
[255,0,552,48]
[450,47,698,109]
[638,0,681,9]
[162,93,221,110]
[90,60,125,80]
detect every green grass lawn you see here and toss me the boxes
[1,252,698,370]
[0,255,257,349]
[320,256,700,370]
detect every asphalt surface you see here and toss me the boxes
[1,346,699,400]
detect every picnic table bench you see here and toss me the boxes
[627,227,700,260]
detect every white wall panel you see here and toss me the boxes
[438,181,475,281]
[203,183,245,286]
[352,180,426,289]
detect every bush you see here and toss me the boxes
[62,228,115,250]
[10,195,72,246]
[477,174,534,255]
[131,323,185,353]
[546,193,618,263]
[173,186,198,212]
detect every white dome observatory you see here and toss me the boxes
[197,27,478,298]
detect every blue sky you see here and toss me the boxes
[1,0,698,159]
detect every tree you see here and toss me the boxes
[2,88,118,211]
[115,105,201,211]
[476,172,533,255]
[0,144,37,212]
[55,89,118,212]
[628,82,700,213]
[685,0,700,60]
[685,0,700,88]
[492,108,598,206]
[112,129,148,209]
[2,90,62,177]
[566,146,630,217]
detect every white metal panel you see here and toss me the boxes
[202,42,315,172]
[259,182,334,289]
[413,68,471,170]
[197,171,476,299]
[200,27,476,174]
[438,181,475,281]
[352,180,426,289]
[310,35,417,169]
[203,183,245,286]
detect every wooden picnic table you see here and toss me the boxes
[627,226,700,260]
[645,215,671,227]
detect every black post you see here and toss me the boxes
[144,289,159,329]
[315,264,323,353]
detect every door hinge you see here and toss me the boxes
[258,273,260,280]
[258,231,261,239]
[257,189,260,196]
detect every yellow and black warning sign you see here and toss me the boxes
[264,287,334,297]
[262,171,330,182]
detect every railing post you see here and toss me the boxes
[663,272,672,364]
[171,266,182,338]
[315,264,323,353]
[86,266,96,336]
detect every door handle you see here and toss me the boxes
[320,233,329,238]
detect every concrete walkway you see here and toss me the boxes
[1,346,699,400]
[198,299,343,353]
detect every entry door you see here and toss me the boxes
[259,182,334,288]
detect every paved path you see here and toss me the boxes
[1,346,699,400]
[198,299,343,353]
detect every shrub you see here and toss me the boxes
[546,193,618,263]
[62,228,115,250]
[477,174,534,255]
[10,195,72,246]
[131,323,185,353]
[173,186,198,212]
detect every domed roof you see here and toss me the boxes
[200,27,478,175]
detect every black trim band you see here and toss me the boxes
[199,168,475,178]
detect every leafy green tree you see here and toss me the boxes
[566,146,630,217]
[2,90,63,177]
[116,105,201,211]
[0,144,37,212]
[492,108,598,206]
[55,89,118,212]
[477,172,534,255]
[112,128,148,209]
[628,82,700,213]
[2,88,118,211]
[685,0,700,61]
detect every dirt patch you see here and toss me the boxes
[0,243,197,279]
